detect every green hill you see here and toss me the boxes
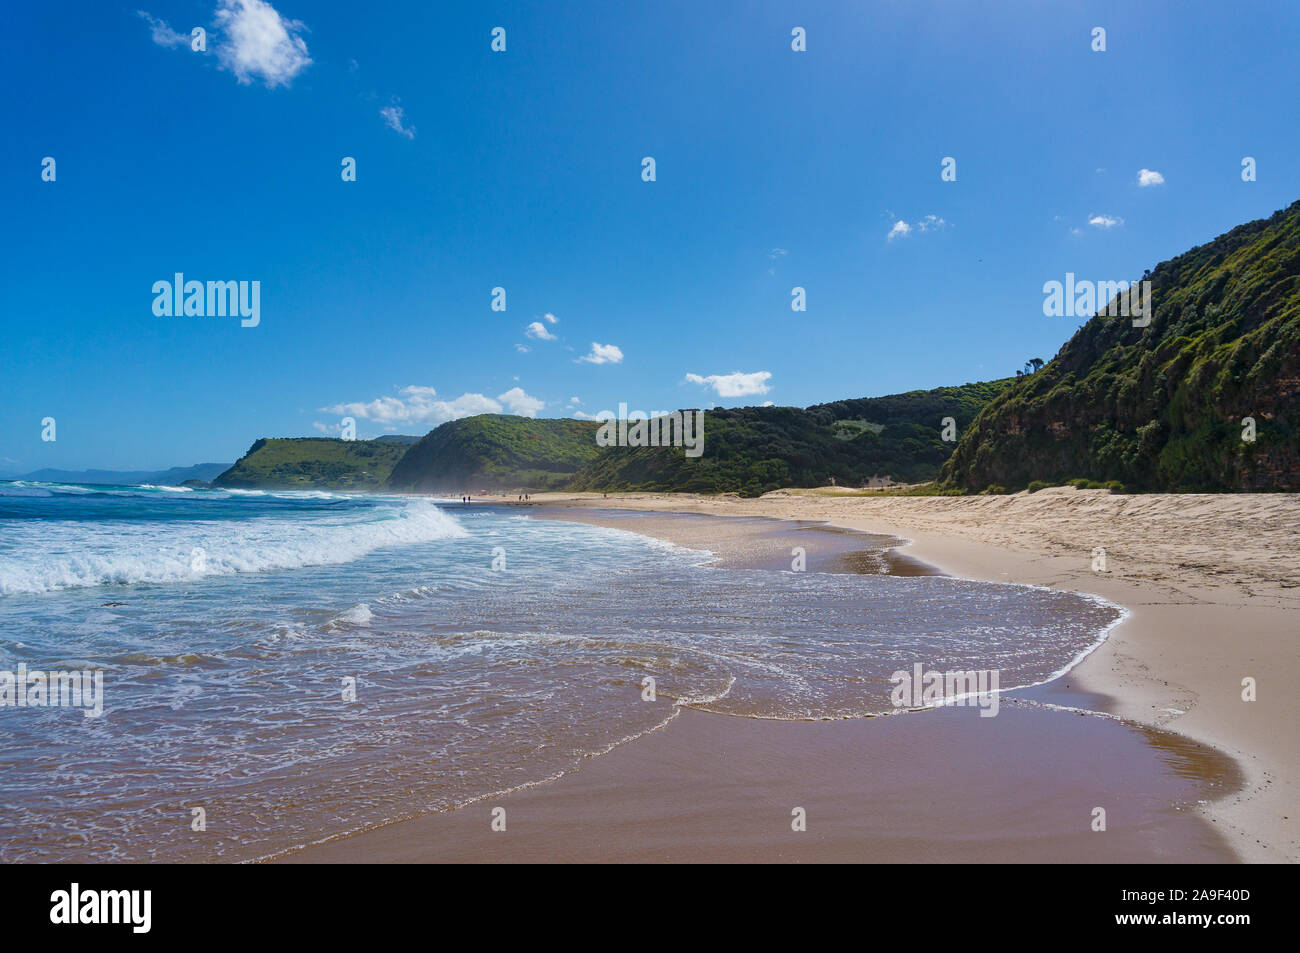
[214,437,417,490]
[213,382,1012,496]
[386,415,602,492]
[941,201,1300,493]
[564,380,1012,496]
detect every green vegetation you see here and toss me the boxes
[564,380,1013,497]
[1026,478,1127,493]
[942,200,1300,493]
[387,415,602,492]
[783,483,965,497]
[371,435,422,446]
[210,379,1007,497]
[831,419,885,440]
[214,437,416,490]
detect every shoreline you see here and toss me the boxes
[277,491,1270,864]
[519,489,1298,863]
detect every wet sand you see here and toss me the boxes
[518,489,1300,863]
[278,503,1246,864]
[283,703,1237,864]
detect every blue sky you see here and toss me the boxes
[3,0,1297,472]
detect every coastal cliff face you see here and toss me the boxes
[942,201,1300,492]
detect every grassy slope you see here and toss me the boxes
[213,438,414,490]
[386,415,602,492]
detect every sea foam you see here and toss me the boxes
[0,500,466,595]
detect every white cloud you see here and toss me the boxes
[577,342,623,365]
[567,396,581,405]
[572,410,601,420]
[685,371,772,398]
[497,387,544,417]
[543,312,558,324]
[321,384,543,428]
[515,344,530,353]
[761,400,775,407]
[1137,168,1165,187]
[525,321,556,341]
[1088,214,1124,229]
[380,104,415,139]
[214,0,311,88]
[138,11,190,48]
[888,215,947,241]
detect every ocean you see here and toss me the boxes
[0,483,1122,861]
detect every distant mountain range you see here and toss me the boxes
[12,463,232,486]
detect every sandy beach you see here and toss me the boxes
[277,487,1295,864]
[519,487,1299,863]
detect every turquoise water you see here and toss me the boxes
[0,483,1121,861]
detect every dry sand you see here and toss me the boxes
[518,487,1299,863]
[278,487,1294,864]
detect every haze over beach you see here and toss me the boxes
[1,0,1296,927]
